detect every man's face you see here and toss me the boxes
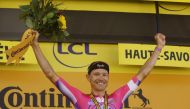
[87,69,109,92]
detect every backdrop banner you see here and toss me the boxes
[0,70,190,109]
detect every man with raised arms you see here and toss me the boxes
[31,31,165,109]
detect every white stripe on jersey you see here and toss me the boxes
[57,81,77,103]
[122,80,138,102]
[128,80,138,91]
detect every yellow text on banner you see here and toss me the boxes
[118,43,190,68]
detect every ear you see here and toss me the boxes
[86,74,90,82]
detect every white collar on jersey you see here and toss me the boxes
[96,97,104,102]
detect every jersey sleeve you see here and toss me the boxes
[55,77,83,104]
[111,76,141,103]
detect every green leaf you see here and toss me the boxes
[47,19,57,24]
[42,16,47,24]
[32,0,38,9]
[50,32,57,41]
[63,31,70,37]
[46,12,54,19]
[31,0,39,18]
[25,17,34,28]
[39,0,45,8]
[19,5,30,12]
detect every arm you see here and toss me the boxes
[136,33,166,81]
[31,30,59,83]
[31,31,84,105]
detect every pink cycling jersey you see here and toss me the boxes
[56,76,141,109]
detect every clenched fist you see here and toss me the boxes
[154,33,166,49]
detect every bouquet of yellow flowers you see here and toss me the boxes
[19,0,69,40]
[5,0,69,64]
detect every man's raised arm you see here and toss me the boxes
[31,30,59,83]
[136,33,166,81]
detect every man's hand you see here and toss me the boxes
[154,33,166,49]
[31,30,40,46]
